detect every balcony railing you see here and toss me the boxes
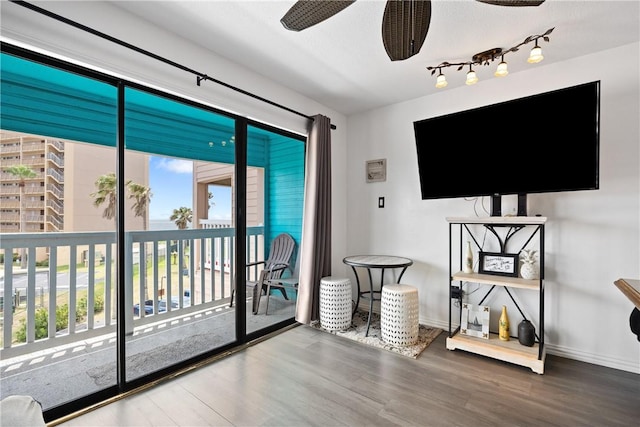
[47,199,64,214]
[0,144,21,154]
[47,139,65,153]
[0,226,264,359]
[47,183,64,199]
[22,157,45,166]
[21,141,45,152]
[45,214,63,231]
[46,152,64,167]
[0,158,21,167]
[46,168,64,183]
[24,201,45,209]
[0,200,20,209]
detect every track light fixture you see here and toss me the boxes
[527,40,544,63]
[208,135,235,148]
[427,27,553,89]
[494,55,509,77]
[435,68,448,88]
[465,64,478,85]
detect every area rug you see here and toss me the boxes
[311,309,442,359]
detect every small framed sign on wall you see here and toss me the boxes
[366,158,386,183]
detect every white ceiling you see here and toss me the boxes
[113,0,639,116]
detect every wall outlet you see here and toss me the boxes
[451,286,463,299]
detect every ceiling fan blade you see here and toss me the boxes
[382,0,432,61]
[281,0,356,32]
[475,0,545,6]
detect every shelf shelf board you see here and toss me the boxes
[452,272,540,290]
[446,332,545,374]
[446,216,547,225]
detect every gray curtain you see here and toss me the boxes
[295,114,332,324]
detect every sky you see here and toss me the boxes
[148,156,231,224]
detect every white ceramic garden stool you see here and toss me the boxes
[319,276,352,331]
[381,284,419,346]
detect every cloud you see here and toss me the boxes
[155,158,192,174]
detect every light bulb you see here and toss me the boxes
[435,72,448,89]
[528,45,544,63]
[466,69,478,85]
[494,61,508,77]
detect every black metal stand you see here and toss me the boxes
[517,193,528,216]
[490,195,501,217]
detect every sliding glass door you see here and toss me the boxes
[122,87,239,381]
[0,45,304,421]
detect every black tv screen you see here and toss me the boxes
[414,81,600,201]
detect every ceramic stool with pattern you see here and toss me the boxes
[381,284,419,346]
[319,276,352,331]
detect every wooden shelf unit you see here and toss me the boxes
[447,216,546,374]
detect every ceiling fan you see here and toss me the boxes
[280,0,546,61]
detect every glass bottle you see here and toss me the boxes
[499,305,510,341]
[463,241,474,273]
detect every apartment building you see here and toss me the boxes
[0,131,64,235]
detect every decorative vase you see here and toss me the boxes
[519,249,539,279]
[463,241,474,273]
[518,319,536,347]
[499,305,510,341]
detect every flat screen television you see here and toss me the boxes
[413,81,600,216]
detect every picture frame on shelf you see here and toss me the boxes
[479,252,519,277]
[461,303,490,339]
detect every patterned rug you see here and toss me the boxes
[311,309,442,359]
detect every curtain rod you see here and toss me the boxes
[11,0,336,130]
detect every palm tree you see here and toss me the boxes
[128,182,153,230]
[91,173,153,230]
[170,207,193,230]
[170,207,193,275]
[90,173,117,223]
[208,191,215,211]
[4,165,37,268]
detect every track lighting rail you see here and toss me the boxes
[426,27,554,88]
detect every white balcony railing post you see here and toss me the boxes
[124,232,134,336]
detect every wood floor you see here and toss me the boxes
[54,324,639,426]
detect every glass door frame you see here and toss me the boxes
[1,42,301,422]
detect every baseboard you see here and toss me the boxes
[545,343,640,374]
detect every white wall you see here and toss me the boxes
[346,42,640,373]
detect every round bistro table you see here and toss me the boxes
[343,255,413,336]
